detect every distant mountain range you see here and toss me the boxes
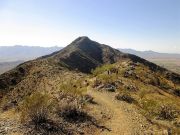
[119,49,180,59]
[0,46,61,74]
[0,45,180,74]
[0,46,179,62]
[0,45,62,62]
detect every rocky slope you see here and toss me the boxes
[0,36,180,134]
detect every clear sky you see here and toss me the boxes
[0,0,179,53]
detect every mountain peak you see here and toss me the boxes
[77,36,90,40]
[71,36,92,46]
[74,36,90,41]
[49,36,124,73]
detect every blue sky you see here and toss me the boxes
[0,0,179,53]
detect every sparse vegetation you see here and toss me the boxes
[139,98,159,119]
[18,92,68,134]
[18,91,98,134]
[59,78,87,96]
[158,105,179,121]
[19,92,53,123]
[91,64,115,76]
[57,102,93,123]
[98,73,118,84]
[139,89,148,100]
[158,77,174,90]
[92,61,180,132]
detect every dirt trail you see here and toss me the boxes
[87,88,153,135]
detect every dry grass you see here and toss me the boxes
[17,89,99,135]
[19,92,54,123]
[59,78,87,96]
[17,92,70,134]
[91,61,180,134]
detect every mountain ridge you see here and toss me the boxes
[0,37,180,134]
[1,44,180,63]
[48,36,126,73]
[0,36,179,93]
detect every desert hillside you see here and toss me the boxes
[1,46,179,75]
[0,37,180,135]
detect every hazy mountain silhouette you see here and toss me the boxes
[0,45,62,62]
[119,49,180,59]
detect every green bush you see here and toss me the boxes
[19,92,54,123]
[141,99,158,112]
[138,88,150,100]
[98,73,118,84]
[92,64,115,76]
[159,77,174,89]
[140,98,159,118]
[18,92,68,134]
[59,79,87,96]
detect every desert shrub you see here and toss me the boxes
[92,64,115,76]
[149,76,160,86]
[19,92,53,123]
[159,77,174,89]
[28,109,64,134]
[174,88,180,96]
[140,98,158,116]
[139,90,147,100]
[18,92,69,134]
[158,105,179,120]
[115,93,135,103]
[59,79,86,96]
[98,73,118,84]
[0,96,10,111]
[138,87,151,100]
[57,102,93,123]
[81,94,94,104]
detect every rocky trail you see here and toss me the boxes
[87,88,168,135]
[0,86,170,135]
